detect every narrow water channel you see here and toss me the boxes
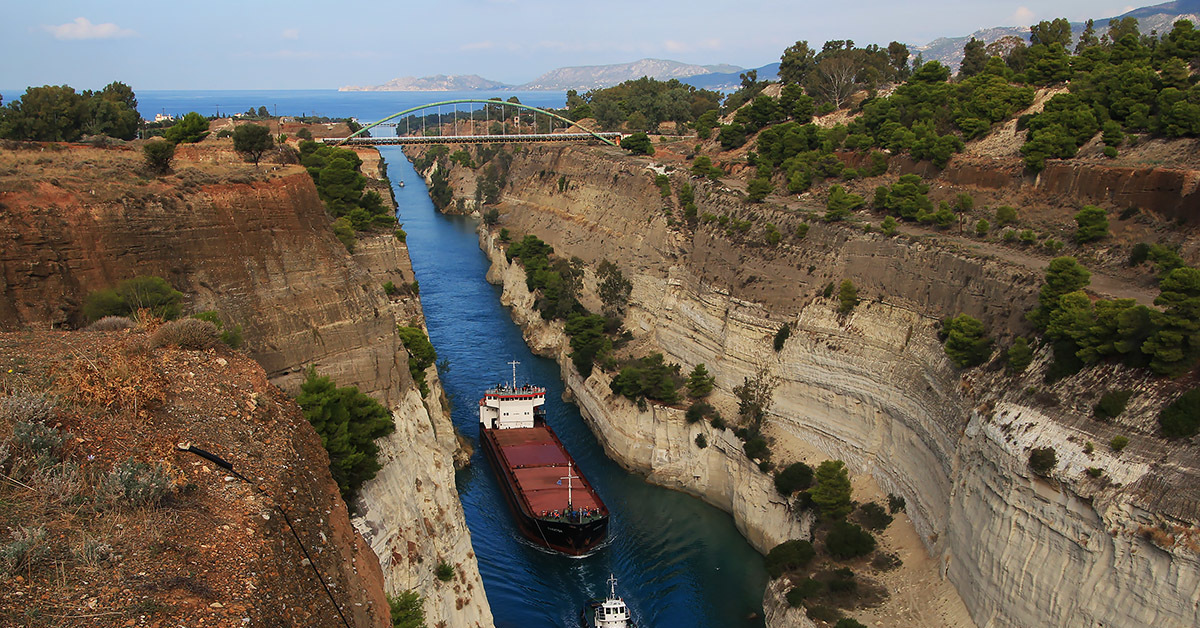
[383,148,768,628]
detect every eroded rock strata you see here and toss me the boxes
[439,143,1199,628]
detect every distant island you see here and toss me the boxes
[339,58,751,92]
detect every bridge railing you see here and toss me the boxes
[323,132,623,146]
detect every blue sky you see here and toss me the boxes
[0,1,1137,91]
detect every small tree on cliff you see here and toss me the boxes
[811,460,853,519]
[687,363,715,398]
[620,132,654,155]
[233,123,273,167]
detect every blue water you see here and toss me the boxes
[94,88,769,626]
[131,89,567,128]
[382,151,769,628]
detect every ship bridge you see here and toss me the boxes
[480,383,545,429]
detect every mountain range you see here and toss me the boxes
[339,0,1200,92]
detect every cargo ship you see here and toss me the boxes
[479,362,608,555]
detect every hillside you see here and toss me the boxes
[339,74,512,92]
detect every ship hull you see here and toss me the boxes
[480,423,609,555]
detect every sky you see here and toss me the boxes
[0,0,1141,91]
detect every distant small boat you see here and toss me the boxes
[581,574,634,628]
[398,180,405,187]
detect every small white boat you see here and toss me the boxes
[398,180,405,187]
[581,574,633,628]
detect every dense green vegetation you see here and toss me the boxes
[941,314,994,368]
[1159,388,1200,438]
[296,367,395,503]
[764,539,816,578]
[0,82,140,142]
[299,140,394,232]
[397,325,437,398]
[232,123,273,166]
[566,77,722,131]
[83,276,183,322]
[610,354,681,404]
[387,590,425,628]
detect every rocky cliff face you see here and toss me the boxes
[0,144,492,627]
[454,144,1199,628]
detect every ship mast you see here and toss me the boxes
[560,461,579,511]
[508,360,519,389]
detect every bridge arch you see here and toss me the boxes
[338,99,618,147]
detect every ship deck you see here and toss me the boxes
[490,427,603,515]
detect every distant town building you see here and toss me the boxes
[153,113,176,123]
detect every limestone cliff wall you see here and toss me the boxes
[0,147,492,628]
[461,144,1200,628]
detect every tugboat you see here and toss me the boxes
[479,361,609,555]
[581,574,634,628]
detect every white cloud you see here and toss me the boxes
[1011,6,1036,25]
[282,28,300,40]
[664,38,723,53]
[43,17,135,41]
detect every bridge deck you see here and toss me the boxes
[323,132,621,146]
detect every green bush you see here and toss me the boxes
[191,311,244,348]
[806,605,841,622]
[436,561,455,582]
[398,326,437,397]
[774,323,791,351]
[837,280,858,314]
[383,281,398,296]
[1094,390,1133,420]
[764,539,816,578]
[686,363,715,398]
[1110,435,1130,451]
[743,436,770,462]
[1006,337,1034,373]
[811,460,853,519]
[387,590,425,628]
[686,401,714,424]
[610,353,680,404]
[296,367,396,503]
[856,502,893,531]
[881,215,897,236]
[695,433,708,449]
[565,313,611,378]
[786,578,823,607]
[621,132,654,155]
[887,493,906,514]
[774,462,814,496]
[1029,447,1057,476]
[825,521,876,559]
[143,139,175,175]
[942,314,993,368]
[835,619,869,628]
[1087,467,1104,478]
[1074,205,1109,243]
[995,205,1018,226]
[1159,388,1200,438]
[83,276,183,322]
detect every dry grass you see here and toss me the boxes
[84,316,134,332]
[56,341,169,414]
[148,318,219,350]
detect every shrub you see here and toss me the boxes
[881,215,897,236]
[811,460,853,519]
[887,493,906,514]
[1159,388,1200,439]
[1028,447,1057,476]
[621,132,654,155]
[786,578,823,607]
[871,551,902,571]
[104,459,172,508]
[686,364,715,398]
[942,314,993,368]
[837,280,858,314]
[764,539,816,578]
[743,437,771,462]
[394,228,408,243]
[387,590,425,628]
[806,606,841,622]
[774,323,791,351]
[1,526,48,575]
[143,140,175,175]
[975,219,989,237]
[149,318,220,350]
[1094,390,1133,420]
[12,421,66,460]
[695,433,708,449]
[1087,467,1104,478]
[482,208,500,226]
[82,276,183,322]
[995,205,1018,226]
[835,620,869,628]
[1110,435,1130,452]
[1104,146,1118,159]
[436,561,456,582]
[825,521,877,559]
[774,462,814,496]
[1,392,57,425]
[610,353,681,404]
[383,281,398,296]
[827,568,857,593]
[191,311,243,348]
[1084,441,1095,454]
[296,367,396,503]
[1074,205,1109,243]
[710,416,726,430]
[397,326,437,397]
[856,502,893,531]
[333,217,356,251]
[686,401,714,424]
[1006,337,1033,373]
[795,223,810,239]
[85,316,134,331]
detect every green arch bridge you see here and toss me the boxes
[322,99,621,147]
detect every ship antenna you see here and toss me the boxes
[560,461,579,511]
[508,360,520,389]
[608,573,617,598]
